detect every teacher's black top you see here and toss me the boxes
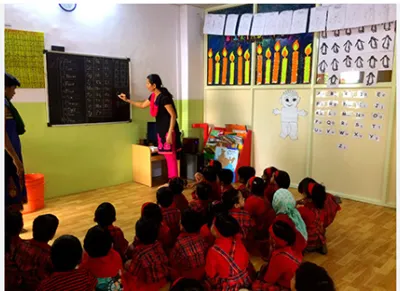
[148,93,181,149]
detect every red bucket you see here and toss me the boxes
[22,173,45,214]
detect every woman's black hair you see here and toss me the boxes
[295,262,335,291]
[250,177,264,197]
[222,188,241,210]
[206,202,227,228]
[311,183,327,209]
[147,74,173,98]
[237,166,256,184]
[272,220,296,246]
[5,73,20,87]
[297,177,316,194]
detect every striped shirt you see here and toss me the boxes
[37,268,97,291]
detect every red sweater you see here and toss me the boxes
[173,193,189,213]
[298,204,326,250]
[244,195,276,236]
[200,224,215,249]
[264,183,279,203]
[273,214,307,255]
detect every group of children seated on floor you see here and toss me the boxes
[5,161,340,291]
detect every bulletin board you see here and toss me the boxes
[4,29,45,88]
[310,88,392,202]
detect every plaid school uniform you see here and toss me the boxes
[205,238,252,291]
[200,224,216,250]
[273,214,307,255]
[298,206,326,251]
[107,225,129,260]
[237,184,251,199]
[206,180,222,201]
[126,241,169,291]
[37,268,97,291]
[13,239,53,290]
[323,193,341,228]
[169,232,207,281]
[252,247,301,291]
[5,252,22,290]
[229,208,254,239]
[189,199,210,217]
[173,193,189,213]
[161,205,181,239]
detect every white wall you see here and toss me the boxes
[5,3,181,102]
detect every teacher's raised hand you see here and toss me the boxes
[118,93,128,102]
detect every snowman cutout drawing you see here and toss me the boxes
[273,90,308,140]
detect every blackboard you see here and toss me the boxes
[46,51,131,125]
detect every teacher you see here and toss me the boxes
[5,73,27,213]
[118,74,181,179]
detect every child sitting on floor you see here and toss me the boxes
[291,262,335,291]
[169,209,207,281]
[297,181,329,254]
[298,177,341,228]
[218,169,235,194]
[201,166,221,201]
[80,226,125,290]
[13,214,59,290]
[5,209,24,255]
[169,177,189,213]
[268,170,291,203]
[272,189,307,256]
[157,187,181,241]
[252,220,302,291]
[124,218,169,291]
[37,235,97,291]
[200,202,226,249]
[94,202,128,260]
[190,182,212,218]
[237,166,256,199]
[222,188,254,240]
[262,167,279,203]
[205,214,252,290]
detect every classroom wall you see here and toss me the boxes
[387,106,396,206]
[5,3,182,198]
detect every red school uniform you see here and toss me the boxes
[273,214,307,255]
[237,184,251,199]
[125,241,169,291]
[207,180,222,201]
[173,193,189,213]
[252,226,302,291]
[13,239,53,290]
[244,195,276,233]
[161,204,181,239]
[169,232,207,281]
[80,249,125,290]
[107,225,129,260]
[200,224,216,249]
[323,193,341,228]
[264,183,279,203]
[221,184,234,195]
[37,268,97,291]
[298,205,326,252]
[189,198,210,216]
[205,237,252,291]
[229,208,255,239]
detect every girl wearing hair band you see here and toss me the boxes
[119,74,181,179]
[297,182,329,254]
[272,189,307,256]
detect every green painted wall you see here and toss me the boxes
[16,99,203,199]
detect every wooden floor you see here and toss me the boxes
[20,182,396,291]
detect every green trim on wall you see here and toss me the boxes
[15,100,203,199]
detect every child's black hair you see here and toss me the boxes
[217,169,234,186]
[33,214,59,242]
[263,166,278,181]
[142,202,163,225]
[250,177,265,197]
[222,188,241,210]
[84,225,112,258]
[181,209,203,233]
[169,177,185,195]
[209,160,222,173]
[274,170,291,189]
[5,209,23,236]
[51,235,83,272]
[310,183,327,209]
[170,278,204,291]
[196,182,212,201]
[202,166,217,182]
[157,186,174,208]
[214,214,240,238]
[94,202,116,228]
[272,220,296,246]
[206,202,227,228]
[294,262,335,291]
[297,177,316,194]
[136,218,159,245]
[237,166,256,184]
